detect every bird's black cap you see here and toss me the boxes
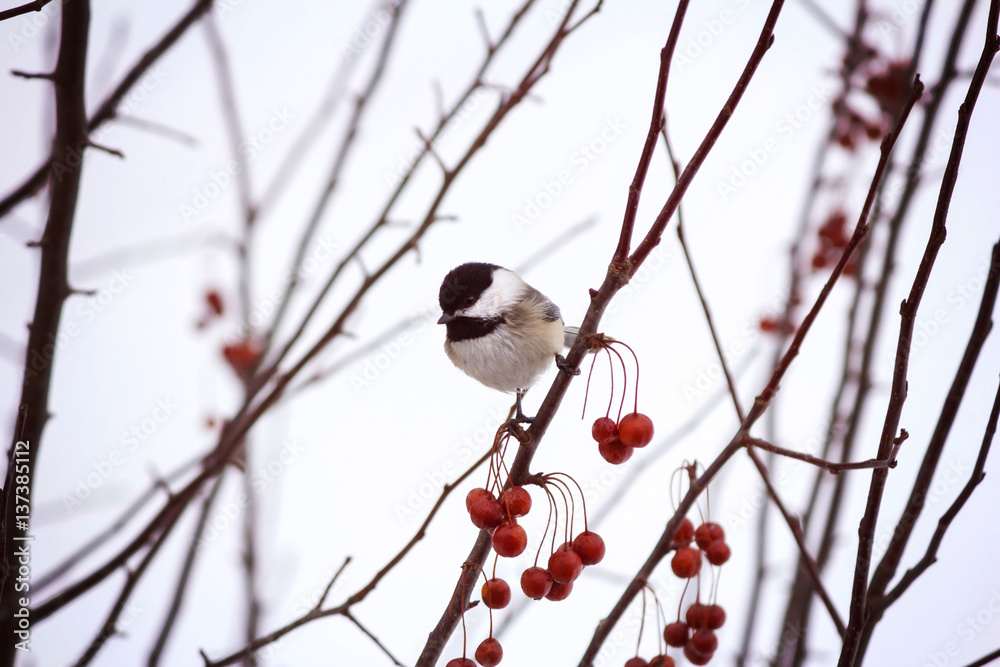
[438,262,501,316]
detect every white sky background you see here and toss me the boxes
[1,1,999,666]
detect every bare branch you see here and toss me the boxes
[839,1,999,661]
[0,0,53,23]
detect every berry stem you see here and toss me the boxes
[581,344,602,419]
[615,339,641,414]
[549,472,589,533]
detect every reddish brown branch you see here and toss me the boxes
[876,375,999,611]
[859,239,1000,654]
[0,4,91,665]
[838,1,999,662]
[746,438,895,472]
[744,446,845,635]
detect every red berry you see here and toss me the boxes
[571,531,606,566]
[685,602,710,630]
[475,637,503,667]
[759,316,780,332]
[706,540,731,566]
[544,579,573,601]
[690,628,718,654]
[670,546,702,579]
[205,290,224,316]
[694,522,724,550]
[673,517,694,545]
[446,659,476,667]
[683,641,713,666]
[222,340,261,378]
[481,578,511,609]
[499,486,532,518]
[547,545,584,583]
[648,656,675,667]
[491,522,527,558]
[618,412,654,447]
[624,659,648,667]
[598,437,634,465]
[592,416,618,444]
[520,567,553,599]
[663,621,690,647]
[467,488,491,512]
[706,604,727,629]
[469,494,505,530]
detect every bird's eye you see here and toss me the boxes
[464,296,476,306]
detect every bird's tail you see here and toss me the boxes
[563,325,580,349]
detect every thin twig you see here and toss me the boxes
[876,375,999,610]
[0,0,214,220]
[72,501,189,666]
[744,447,845,636]
[35,454,201,592]
[0,0,53,22]
[148,474,226,666]
[343,610,406,667]
[746,437,894,472]
[200,448,492,666]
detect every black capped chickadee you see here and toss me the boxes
[437,262,579,422]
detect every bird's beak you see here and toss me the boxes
[437,312,456,324]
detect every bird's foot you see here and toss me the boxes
[555,354,580,376]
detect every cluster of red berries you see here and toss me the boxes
[864,59,912,119]
[831,102,883,150]
[622,586,727,667]
[661,601,727,666]
[452,430,607,666]
[809,209,858,277]
[582,335,655,464]
[591,412,654,465]
[670,519,730,578]
[622,464,731,666]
